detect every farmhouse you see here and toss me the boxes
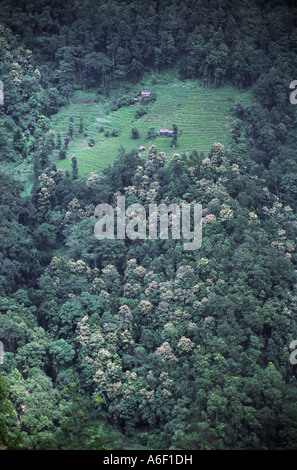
[134,90,152,102]
[157,128,173,136]
[141,91,151,98]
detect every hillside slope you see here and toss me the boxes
[49,77,249,176]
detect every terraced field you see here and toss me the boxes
[49,77,249,177]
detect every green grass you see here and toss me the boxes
[0,158,35,196]
[49,74,250,177]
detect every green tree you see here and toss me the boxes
[71,155,78,180]
[53,382,109,450]
[79,118,83,134]
[171,124,178,148]
[131,127,139,139]
[146,127,156,141]
[0,374,21,449]
[59,149,67,160]
[56,133,62,149]
[68,120,74,139]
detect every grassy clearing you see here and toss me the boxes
[0,158,35,196]
[49,74,250,177]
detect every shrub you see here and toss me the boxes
[59,149,66,159]
[132,128,139,139]
[146,127,156,140]
[135,107,147,119]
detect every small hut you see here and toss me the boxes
[141,91,151,98]
[157,128,173,136]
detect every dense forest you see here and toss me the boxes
[1,0,297,451]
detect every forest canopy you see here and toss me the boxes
[0,0,297,451]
